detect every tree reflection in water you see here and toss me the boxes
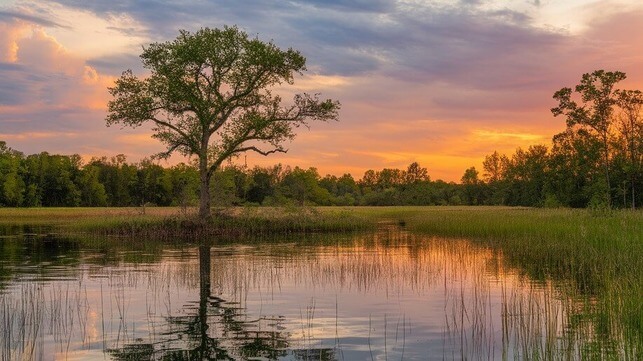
[108,244,292,360]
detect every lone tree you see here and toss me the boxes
[106,26,340,219]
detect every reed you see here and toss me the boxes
[382,206,643,356]
[2,206,641,347]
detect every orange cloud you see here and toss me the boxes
[0,131,79,140]
[0,20,113,110]
[0,20,29,62]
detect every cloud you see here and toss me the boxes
[2,0,643,181]
[0,8,68,28]
[86,53,144,76]
[299,0,393,13]
[0,19,116,147]
[0,25,111,104]
[36,0,641,87]
[0,17,28,62]
[39,1,576,85]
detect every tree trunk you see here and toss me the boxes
[603,136,611,209]
[199,154,211,220]
[199,244,211,304]
[630,117,636,209]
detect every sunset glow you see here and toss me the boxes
[2,0,643,181]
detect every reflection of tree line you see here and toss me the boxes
[0,235,81,290]
[194,237,639,360]
[103,233,512,361]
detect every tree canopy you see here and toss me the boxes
[106,26,340,219]
[552,70,626,207]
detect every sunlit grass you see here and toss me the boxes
[0,207,172,228]
[0,206,374,238]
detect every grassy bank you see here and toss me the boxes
[0,206,374,238]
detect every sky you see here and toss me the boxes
[1,0,643,181]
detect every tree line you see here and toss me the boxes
[0,145,465,207]
[0,138,639,209]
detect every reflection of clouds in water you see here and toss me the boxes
[0,231,624,360]
[210,232,499,297]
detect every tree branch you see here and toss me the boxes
[149,117,198,153]
[234,146,287,156]
[154,141,187,159]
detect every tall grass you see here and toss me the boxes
[372,206,643,357]
[0,206,374,239]
[2,205,641,353]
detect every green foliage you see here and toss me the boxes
[246,166,278,204]
[542,193,562,208]
[0,148,202,208]
[405,162,430,183]
[460,167,482,205]
[552,70,627,208]
[79,165,108,206]
[0,142,25,207]
[211,165,248,206]
[20,152,81,207]
[467,69,643,209]
[278,167,331,206]
[106,26,340,219]
[0,142,482,208]
[168,163,199,207]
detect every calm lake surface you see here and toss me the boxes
[0,226,627,360]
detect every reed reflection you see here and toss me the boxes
[0,229,637,360]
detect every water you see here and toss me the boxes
[0,227,631,360]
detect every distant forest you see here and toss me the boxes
[0,130,641,209]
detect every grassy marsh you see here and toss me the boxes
[1,205,641,358]
[355,206,643,356]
